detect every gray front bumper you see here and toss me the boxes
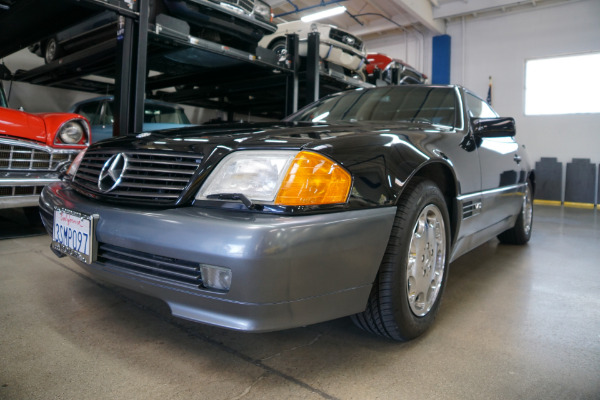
[40,182,396,332]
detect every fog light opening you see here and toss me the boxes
[200,264,232,292]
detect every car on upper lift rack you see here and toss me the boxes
[162,0,276,52]
[0,79,90,219]
[365,53,428,85]
[29,0,276,63]
[259,20,368,80]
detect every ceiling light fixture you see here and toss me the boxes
[300,5,347,22]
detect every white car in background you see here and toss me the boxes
[259,20,367,80]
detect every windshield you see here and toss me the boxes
[287,86,457,128]
[75,100,191,125]
[142,103,190,124]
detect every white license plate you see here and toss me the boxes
[52,208,97,264]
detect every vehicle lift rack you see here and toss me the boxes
[0,0,373,130]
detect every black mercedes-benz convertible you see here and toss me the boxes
[40,85,534,341]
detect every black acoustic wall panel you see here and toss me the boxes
[534,157,562,202]
[565,158,596,206]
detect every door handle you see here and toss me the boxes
[513,154,522,164]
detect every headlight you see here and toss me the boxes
[253,0,271,21]
[275,151,352,205]
[197,150,296,202]
[196,150,352,206]
[56,120,85,144]
[66,149,87,178]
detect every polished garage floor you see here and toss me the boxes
[1,205,599,400]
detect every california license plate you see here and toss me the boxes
[52,208,97,264]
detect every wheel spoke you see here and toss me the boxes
[406,204,447,317]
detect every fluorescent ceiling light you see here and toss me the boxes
[301,5,346,22]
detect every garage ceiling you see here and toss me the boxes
[266,0,574,39]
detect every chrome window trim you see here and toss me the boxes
[454,86,465,131]
[457,183,526,202]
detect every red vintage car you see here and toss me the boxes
[1,81,91,215]
[365,53,427,85]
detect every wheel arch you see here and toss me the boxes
[403,161,460,246]
[267,36,285,49]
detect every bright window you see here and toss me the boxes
[525,52,600,115]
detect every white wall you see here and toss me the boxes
[4,81,98,113]
[446,0,600,166]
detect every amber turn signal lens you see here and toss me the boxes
[275,151,351,206]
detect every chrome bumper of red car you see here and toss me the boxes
[0,137,79,209]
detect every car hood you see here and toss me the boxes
[90,121,448,160]
[77,121,456,209]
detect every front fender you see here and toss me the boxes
[36,112,90,148]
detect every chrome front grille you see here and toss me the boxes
[98,243,202,287]
[223,0,253,13]
[0,142,75,171]
[72,149,202,205]
[329,28,363,52]
[0,185,46,198]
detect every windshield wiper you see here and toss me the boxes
[394,119,453,131]
[395,118,433,124]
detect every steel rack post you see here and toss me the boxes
[114,15,134,137]
[305,31,320,106]
[285,33,300,116]
[114,0,148,137]
[132,0,149,134]
[391,67,400,85]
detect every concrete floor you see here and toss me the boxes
[1,205,599,400]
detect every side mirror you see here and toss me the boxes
[472,117,516,137]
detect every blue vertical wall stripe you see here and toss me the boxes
[432,35,451,84]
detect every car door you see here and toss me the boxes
[465,91,523,239]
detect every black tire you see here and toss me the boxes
[268,38,287,58]
[497,179,533,245]
[44,38,62,64]
[352,178,451,341]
